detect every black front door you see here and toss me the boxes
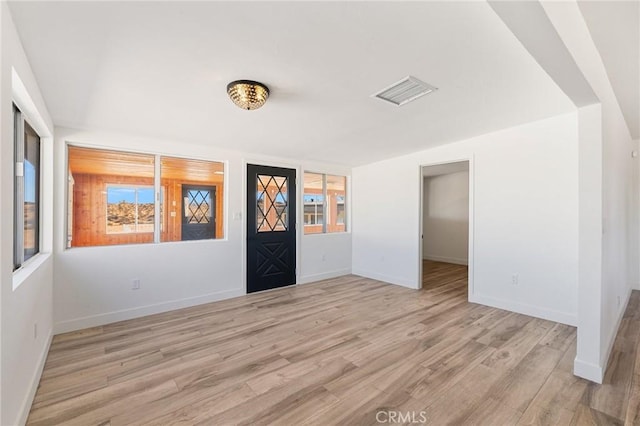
[182,185,216,241]
[247,164,296,293]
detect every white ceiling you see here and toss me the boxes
[8,1,575,166]
[578,1,640,139]
[488,1,599,108]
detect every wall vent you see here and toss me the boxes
[372,76,437,106]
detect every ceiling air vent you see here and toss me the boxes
[372,76,438,106]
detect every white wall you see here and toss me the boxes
[353,112,579,325]
[1,3,55,425]
[542,1,638,383]
[300,233,352,284]
[600,100,635,355]
[53,128,352,333]
[575,104,604,383]
[636,138,640,291]
[422,171,469,265]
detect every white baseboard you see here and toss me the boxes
[469,293,577,326]
[423,254,468,266]
[298,268,351,285]
[595,285,633,383]
[351,268,418,289]
[16,330,53,426]
[54,288,244,334]
[574,357,603,384]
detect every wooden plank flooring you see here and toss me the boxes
[27,261,640,425]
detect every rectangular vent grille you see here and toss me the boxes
[372,76,437,106]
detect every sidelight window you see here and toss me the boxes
[303,172,347,234]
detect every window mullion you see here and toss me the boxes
[322,174,327,233]
[134,189,139,231]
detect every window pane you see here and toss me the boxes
[106,186,155,234]
[68,146,155,247]
[337,203,345,225]
[274,191,288,231]
[327,175,346,233]
[23,123,40,262]
[304,204,316,225]
[303,173,324,234]
[160,156,224,242]
[303,195,324,226]
[106,187,137,233]
[257,192,266,229]
[302,172,347,234]
[257,175,288,232]
[137,188,156,232]
[185,189,212,223]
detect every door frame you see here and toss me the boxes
[242,159,301,294]
[418,157,474,300]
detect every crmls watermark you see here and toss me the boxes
[375,410,428,424]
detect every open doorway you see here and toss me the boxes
[420,161,471,294]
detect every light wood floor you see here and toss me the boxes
[27,261,639,425]
[422,259,468,290]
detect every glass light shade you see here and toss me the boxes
[227,80,270,110]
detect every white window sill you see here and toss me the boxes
[13,252,51,290]
[64,237,229,252]
[303,231,351,236]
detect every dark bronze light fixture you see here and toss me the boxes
[227,80,270,110]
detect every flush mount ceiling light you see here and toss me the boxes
[372,76,437,106]
[227,80,270,110]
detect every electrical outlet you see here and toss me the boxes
[511,274,519,285]
[132,279,141,290]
